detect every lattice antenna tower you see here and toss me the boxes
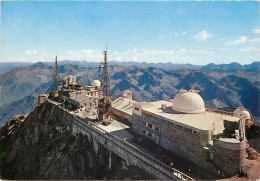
[101,45,111,99]
[98,46,111,122]
[51,55,60,91]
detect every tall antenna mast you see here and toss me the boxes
[51,55,60,91]
[98,46,111,124]
[101,45,110,98]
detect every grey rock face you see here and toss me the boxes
[0,102,154,180]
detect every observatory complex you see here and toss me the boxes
[38,50,255,179]
[131,89,251,176]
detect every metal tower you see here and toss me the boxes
[51,55,60,91]
[98,47,112,124]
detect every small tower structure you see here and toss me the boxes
[98,47,112,124]
[123,90,133,100]
[51,55,60,91]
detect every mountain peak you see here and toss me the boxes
[29,62,50,70]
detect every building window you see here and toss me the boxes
[135,107,139,111]
[168,122,174,127]
[143,121,146,126]
[142,130,146,134]
[148,123,152,128]
[176,124,183,130]
[185,128,192,133]
[155,127,160,132]
[148,132,152,137]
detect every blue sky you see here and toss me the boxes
[0,1,259,65]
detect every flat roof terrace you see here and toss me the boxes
[139,100,240,132]
[112,97,137,116]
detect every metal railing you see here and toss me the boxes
[206,108,238,117]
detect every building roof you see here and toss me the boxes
[39,93,50,97]
[70,93,98,102]
[112,97,137,116]
[234,108,251,119]
[172,89,205,114]
[140,100,240,132]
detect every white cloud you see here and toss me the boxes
[192,30,212,41]
[67,50,75,54]
[226,36,247,45]
[218,48,231,51]
[132,56,137,61]
[62,49,103,61]
[114,56,121,61]
[25,49,37,55]
[143,49,174,55]
[8,57,27,61]
[238,47,260,52]
[250,38,260,43]
[178,48,186,53]
[253,28,260,34]
[188,49,213,54]
[82,49,93,54]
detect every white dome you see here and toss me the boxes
[92,80,101,87]
[172,89,205,114]
[234,108,251,119]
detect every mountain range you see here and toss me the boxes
[1,60,259,75]
[0,61,259,127]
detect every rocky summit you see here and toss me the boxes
[0,102,154,180]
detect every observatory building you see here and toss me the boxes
[130,89,250,177]
[38,53,253,178]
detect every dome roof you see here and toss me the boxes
[92,80,101,87]
[172,89,205,114]
[234,108,251,119]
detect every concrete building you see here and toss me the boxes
[38,93,50,105]
[112,90,136,123]
[63,75,77,86]
[131,89,249,177]
[68,91,99,110]
[112,97,137,123]
[61,80,100,106]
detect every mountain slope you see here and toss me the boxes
[218,75,260,116]
[0,63,259,127]
[0,63,52,106]
[0,102,154,179]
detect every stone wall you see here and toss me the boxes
[160,124,202,162]
[133,112,209,162]
[132,112,219,175]
[72,114,193,180]
[213,139,247,177]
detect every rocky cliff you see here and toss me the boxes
[0,102,154,180]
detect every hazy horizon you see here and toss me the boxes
[0,59,259,66]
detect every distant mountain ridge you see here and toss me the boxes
[201,61,260,71]
[0,61,259,126]
[1,60,259,75]
[0,62,33,74]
